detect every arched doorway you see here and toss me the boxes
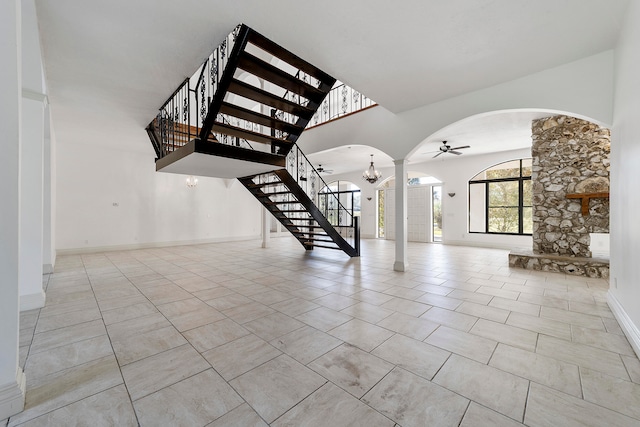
[376,173,442,242]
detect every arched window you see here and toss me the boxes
[469,159,532,235]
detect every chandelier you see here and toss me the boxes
[186,175,198,188]
[362,154,382,184]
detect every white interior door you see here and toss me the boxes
[383,186,432,242]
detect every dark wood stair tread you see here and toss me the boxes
[212,121,291,146]
[219,102,303,135]
[246,29,335,87]
[237,52,326,103]
[228,80,314,118]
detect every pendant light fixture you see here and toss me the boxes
[362,154,382,184]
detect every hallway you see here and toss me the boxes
[7,238,640,426]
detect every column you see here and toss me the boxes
[43,104,55,274]
[19,0,47,310]
[19,92,46,310]
[261,207,271,248]
[0,0,26,419]
[393,159,409,271]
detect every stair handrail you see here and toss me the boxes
[148,24,247,159]
[274,79,376,133]
[287,143,356,229]
[307,82,376,128]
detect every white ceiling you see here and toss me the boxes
[35,0,628,169]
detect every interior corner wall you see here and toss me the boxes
[55,142,262,252]
[610,0,640,355]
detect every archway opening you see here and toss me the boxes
[376,172,442,242]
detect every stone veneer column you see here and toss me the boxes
[531,115,610,257]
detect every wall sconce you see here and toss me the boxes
[186,175,198,188]
[448,192,456,197]
[366,197,372,201]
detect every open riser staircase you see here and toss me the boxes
[146,24,359,256]
[239,169,359,256]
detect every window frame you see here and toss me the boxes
[318,182,361,227]
[468,158,532,236]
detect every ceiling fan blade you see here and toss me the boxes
[450,145,470,150]
[449,150,463,155]
[433,151,444,158]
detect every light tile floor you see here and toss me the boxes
[8,237,640,426]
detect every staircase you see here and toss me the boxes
[146,24,359,257]
[239,146,359,257]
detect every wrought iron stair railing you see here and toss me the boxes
[145,23,361,256]
[239,144,360,256]
[146,24,376,161]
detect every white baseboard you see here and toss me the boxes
[43,263,54,274]
[56,234,262,256]
[608,291,640,358]
[20,290,46,311]
[0,368,25,420]
[444,239,531,251]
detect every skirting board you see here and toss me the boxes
[56,234,262,256]
[0,368,25,420]
[445,239,531,252]
[20,290,46,312]
[608,291,640,358]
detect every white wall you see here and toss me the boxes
[56,142,262,252]
[329,147,532,250]
[298,51,614,160]
[422,148,533,250]
[0,0,25,418]
[609,0,640,355]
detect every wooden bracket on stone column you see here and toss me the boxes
[566,192,609,216]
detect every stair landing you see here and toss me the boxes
[155,139,286,179]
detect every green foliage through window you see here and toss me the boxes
[469,159,532,235]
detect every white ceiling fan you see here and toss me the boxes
[428,141,471,158]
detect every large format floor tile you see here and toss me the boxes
[11,238,639,426]
[230,355,326,423]
[270,325,342,365]
[525,382,639,427]
[425,326,497,363]
[273,383,394,427]
[362,367,469,427]
[489,343,581,397]
[9,356,123,426]
[121,344,210,400]
[308,344,393,398]
[202,334,282,380]
[433,354,529,422]
[372,333,450,380]
[133,369,243,426]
